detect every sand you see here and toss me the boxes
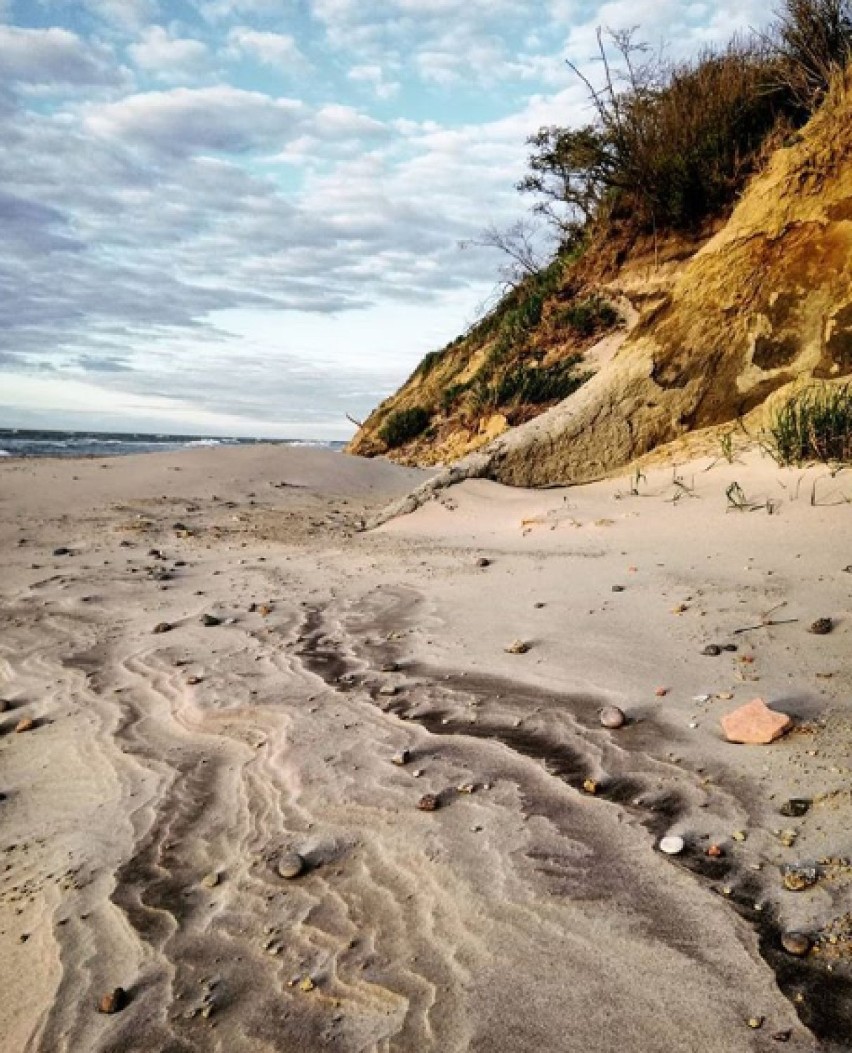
[0,443,850,1052]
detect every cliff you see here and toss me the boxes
[349,74,852,498]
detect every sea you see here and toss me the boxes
[0,429,346,459]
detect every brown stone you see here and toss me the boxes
[98,987,128,1014]
[417,794,439,812]
[721,698,792,744]
[15,717,34,734]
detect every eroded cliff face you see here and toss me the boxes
[350,76,852,491]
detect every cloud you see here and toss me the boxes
[347,63,400,100]
[83,85,305,155]
[225,27,307,69]
[84,0,160,30]
[0,25,119,87]
[128,26,210,80]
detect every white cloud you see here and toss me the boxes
[128,26,210,80]
[85,0,159,29]
[0,25,119,87]
[83,85,305,155]
[347,63,400,100]
[225,27,307,69]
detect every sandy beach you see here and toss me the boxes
[1,443,850,1052]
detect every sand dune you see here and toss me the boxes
[1,445,850,1051]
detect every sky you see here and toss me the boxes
[0,0,768,439]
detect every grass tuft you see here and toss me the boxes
[766,383,852,464]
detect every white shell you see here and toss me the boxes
[659,835,685,856]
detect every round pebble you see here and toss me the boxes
[780,932,811,957]
[599,706,626,729]
[659,835,685,856]
[277,852,305,879]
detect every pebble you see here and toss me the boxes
[706,844,724,858]
[201,614,222,627]
[780,932,811,957]
[611,585,625,593]
[15,717,34,734]
[98,988,128,1014]
[504,640,530,654]
[476,557,491,568]
[0,699,11,713]
[655,687,669,697]
[417,794,439,812]
[152,622,173,634]
[201,872,220,889]
[780,798,810,817]
[53,547,72,557]
[747,1016,764,1030]
[378,685,398,697]
[659,835,685,855]
[701,644,722,656]
[808,617,833,635]
[599,706,626,729]
[782,863,819,891]
[582,778,599,795]
[391,749,411,766]
[187,676,203,686]
[380,662,399,673]
[277,852,305,879]
[772,1030,792,1043]
[732,830,747,842]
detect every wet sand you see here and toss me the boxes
[0,444,850,1051]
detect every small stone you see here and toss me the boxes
[611,585,625,593]
[706,844,724,858]
[153,622,173,634]
[782,863,819,891]
[779,829,798,848]
[808,617,833,635]
[0,699,10,713]
[599,706,626,729]
[201,872,220,889]
[14,717,34,734]
[98,988,128,1014]
[53,547,72,557]
[391,749,411,766]
[299,977,315,992]
[701,645,722,656]
[201,614,222,627]
[659,835,685,856]
[732,830,747,842]
[747,1016,764,1030]
[380,662,399,673]
[476,557,491,568]
[721,698,792,744]
[277,852,305,879]
[187,676,203,686]
[457,782,476,794]
[582,778,599,795]
[504,640,530,654]
[655,687,669,697]
[722,643,738,652]
[780,932,811,957]
[780,798,810,818]
[417,794,439,812]
[771,1030,792,1043]
[378,685,398,697]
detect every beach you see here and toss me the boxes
[1,443,850,1052]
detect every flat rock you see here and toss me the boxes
[152,622,173,634]
[417,794,440,812]
[659,835,685,855]
[201,614,222,627]
[504,640,530,654]
[780,931,811,956]
[721,698,792,744]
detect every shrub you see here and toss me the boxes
[557,296,620,338]
[379,406,432,449]
[494,356,588,406]
[775,0,852,107]
[767,383,852,463]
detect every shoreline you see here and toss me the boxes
[1,443,850,1051]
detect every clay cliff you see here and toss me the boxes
[349,74,852,495]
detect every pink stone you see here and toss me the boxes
[721,698,793,744]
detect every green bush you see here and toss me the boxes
[494,357,588,407]
[767,383,852,463]
[379,406,432,449]
[557,296,620,338]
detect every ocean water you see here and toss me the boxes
[0,429,346,459]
